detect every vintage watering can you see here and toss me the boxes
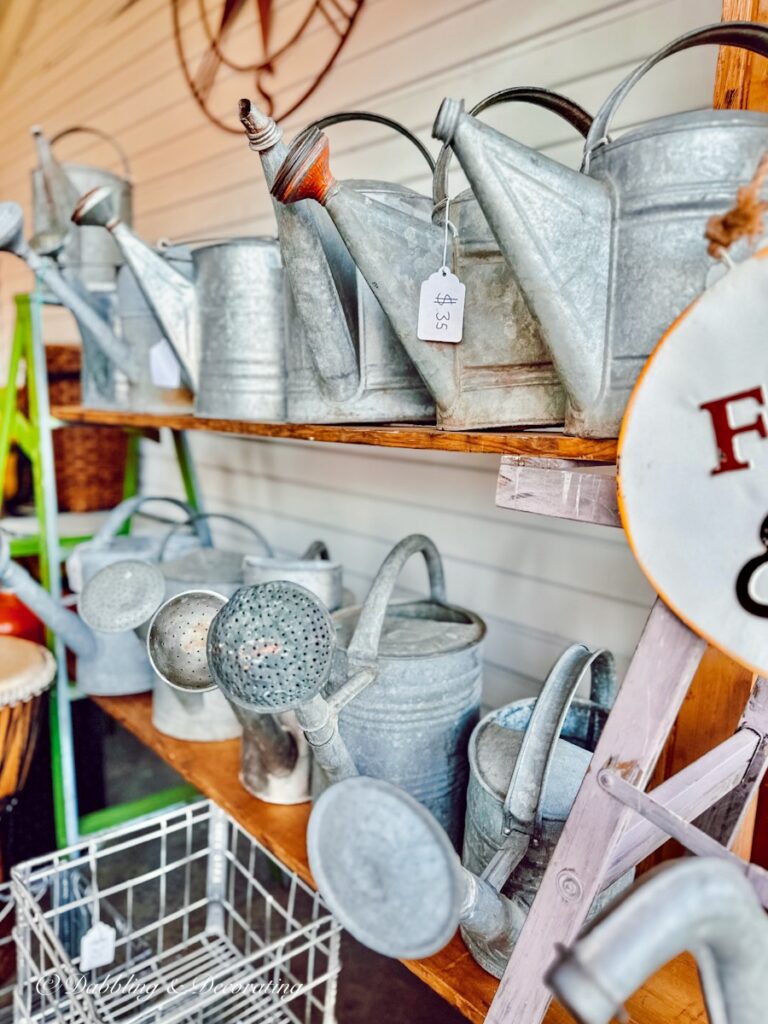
[65,495,209,695]
[547,859,768,1024]
[0,535,164,692]
[305,644,630,977]
[72,187,287,421]
[0,201,140,402]
[269,90,594,430]
[30,125,132,290]
[152,535,483,844]
[240,101,434,424]
[432,22,768,437]
[242,539,345,612]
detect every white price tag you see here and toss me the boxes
[417,268,465,343]
[149,339,182,389]
[79,921,116,972]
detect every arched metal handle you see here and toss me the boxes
[482,645,616,892]
[347,534,446,667]
[297,111,436,173]
[50,126,132,181]
[584,21,768,169]
[158,512,274,561]
[89,495,210,550]
[433,87,593,210]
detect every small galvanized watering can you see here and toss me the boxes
[65,494,208,695]
[0,201,141,408]
[72,188,288,421]
[0,534,164,686]
[269,90,594,430]
[242,539,345,612]
[158,535,483,844]
[432,22,768,437]
[305,643,630,978]
[241,102,434,424]
[30,125,132,289]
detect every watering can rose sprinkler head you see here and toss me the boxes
[307,776,525,962]
[270,129,338,208]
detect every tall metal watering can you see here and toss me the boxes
[240,102,435,424]
[432,22,768,437]
[269,91,594,430]
[65,494,208,695]
[72,188,287,421]
[30,125,132,290]
[0,535,164,687]
[155,535,483,845]
[305,645,629,978]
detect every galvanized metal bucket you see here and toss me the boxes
[31,125,132,290]
[326,534,485,848]
[65,495,206,696]
[242,539,344,611]
[241,103,435,424]
[462,644,630,976]
[151,676,241,742]
[433,22,768,436]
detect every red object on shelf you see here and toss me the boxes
[0,590,45,644]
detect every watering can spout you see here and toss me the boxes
[433,98,611,412]
[271,130,459,412]
[30,124,79,249]
[72,186,199,389]
[0,534,97,661]
[0,201,139,382]
[240,100,360,402]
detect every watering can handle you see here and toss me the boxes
[89,496,210,550]
[301,540,331,561]
[483,645,616,892]
[300,111,436,173]
[347,534,446,667]
[158,512,275,561]
[584,21,768,169]
[433,88,593,210]
[50,126,132,182]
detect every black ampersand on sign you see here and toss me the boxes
[736,514,768,617]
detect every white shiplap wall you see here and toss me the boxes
[0,0,721,704]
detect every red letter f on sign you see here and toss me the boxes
[700,386,767,475]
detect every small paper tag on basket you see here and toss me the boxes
[80,921,116,971]
[417,268,465,343]
[149,339,182,388]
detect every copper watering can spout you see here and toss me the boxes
[547,859,768,1024]
[432,97,611,412]
[271,129,459,412]
[0,201,139,382]
[239,99,360,402]
[72,186,199,390]
[0,535,162,663]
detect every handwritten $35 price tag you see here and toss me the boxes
[417,267,465,343]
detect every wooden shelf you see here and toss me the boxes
[51,406,617,462]
[93,693,707,1024]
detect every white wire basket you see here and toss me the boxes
[10,800,341,1024]
[1,882,14,1024]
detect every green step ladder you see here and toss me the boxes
[0,292,200,847]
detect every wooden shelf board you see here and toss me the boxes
[93,693,706,1024]
[51,406,617,462]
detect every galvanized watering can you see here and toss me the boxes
[432,22,768,437]
[65,494,208,695]
[241,101,434,424]
[547,859,768,1024]
[153,534,483,844]
[72,187,288,421]
[306,644,630,977]
[0,534,164,686]
[0,201,141,407]
[30,125,132,290]
[242,539,345,612]
[269,90,594,430]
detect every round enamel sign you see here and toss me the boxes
[619,250,768,676]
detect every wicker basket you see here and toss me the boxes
[45,345,128,513]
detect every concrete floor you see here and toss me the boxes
[103,719,468,1024]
